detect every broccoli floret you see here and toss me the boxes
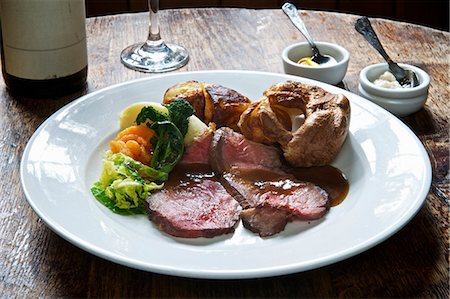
[166,98,195,137]
[133,99,194,174]
[136,105,167,125]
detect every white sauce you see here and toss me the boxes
[373,71,402,89]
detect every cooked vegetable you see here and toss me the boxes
[119,102,168,130]
[92,99,195,215]
[166,99,195,137]
[136,99,195,173]
[119,101,208,145]
[109,124,155,165]
[148,120,185,173]
[136,105,168,124]
[163,80,209,121]
[184,114,209,146]
[163,80,251,131]
[91,153,166,215]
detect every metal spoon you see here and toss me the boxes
[355,16,419,87]
[282,2,330,65]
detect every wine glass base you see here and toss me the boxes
[120,42,189,73]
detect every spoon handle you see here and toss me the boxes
[355,17,407,77]
[282,3,319,54]
[355,17,391,61]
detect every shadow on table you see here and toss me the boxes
[4,84,89,122]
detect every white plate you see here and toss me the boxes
[20,70,431,279]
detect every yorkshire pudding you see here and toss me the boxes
[163,80,251,131]
[238,81,350,167]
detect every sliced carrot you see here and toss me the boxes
[117,125,154,140]
[110,124,155,165]
[126,140,141,156]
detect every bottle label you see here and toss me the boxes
[0,0,88,80]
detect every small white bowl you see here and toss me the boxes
[281,42,350,85]
[358,63,430,117]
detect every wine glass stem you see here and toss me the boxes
[148,0,161,43]
[120,0,189,72]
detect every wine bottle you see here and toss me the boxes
[0,0,88,97]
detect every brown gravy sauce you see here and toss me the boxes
[165,163,217,188]
[168,164,349,207]
[226,168,307,196]
[289,165,349,207]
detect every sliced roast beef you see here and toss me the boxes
[180,130,213,165]
[222,168,330,237]
[146,164,241,238]
[240,207,290,237]
[148,126,330,238]
[210,127,283,174]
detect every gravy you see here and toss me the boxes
[225,168,309,196]
[165,163,217,188]
[168,163,349,207]
[289,165,349,206]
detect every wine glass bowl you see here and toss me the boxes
[120,0,189,73]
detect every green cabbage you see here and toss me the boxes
[91,153,166,215]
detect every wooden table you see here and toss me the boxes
[1,8,448,298]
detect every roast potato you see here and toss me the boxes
[163,80,210,122]
[164,80,251,131]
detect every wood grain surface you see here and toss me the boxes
[0,8,448,298]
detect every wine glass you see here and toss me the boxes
[120,0,189,73]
